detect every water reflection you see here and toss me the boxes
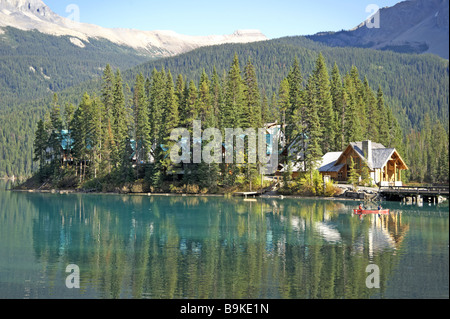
[0,187,448,299]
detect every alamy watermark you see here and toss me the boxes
[66,4,80,23]
[65,264,80,289]
[366,264,380,289]
[366,4,381,29]
[169,120,279,175]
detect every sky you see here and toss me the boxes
[43,0,404,39]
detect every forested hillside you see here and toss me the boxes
[1,33,448,181]
[129,36,449,132]
[0,27,150,109]
[0,27,150,177]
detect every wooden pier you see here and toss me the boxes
[233,192,262,198]
[379,186,449,203]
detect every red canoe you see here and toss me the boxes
[353,209,390,215]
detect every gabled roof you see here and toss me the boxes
[319,141,408,173]
[319,152,344,172]
[372,148,396,169]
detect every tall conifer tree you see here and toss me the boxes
[312,53,335,154]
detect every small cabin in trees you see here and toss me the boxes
[44,130,74,166]
[319,140,408,186]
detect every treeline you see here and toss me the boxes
[405,115,449,183]
[2,32,448,179]
[132,36,449,132]
[31,53,422,192]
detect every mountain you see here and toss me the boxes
[308,0,449,59]
[0,0,266,109]
[0,0,267,57]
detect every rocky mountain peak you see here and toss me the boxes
[0,0,267,57]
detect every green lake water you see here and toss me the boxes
[0,181,448,299]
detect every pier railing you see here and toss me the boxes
[379,186,449,197]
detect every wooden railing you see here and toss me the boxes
[379,186,449,196]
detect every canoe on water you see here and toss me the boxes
[353,209,390,215]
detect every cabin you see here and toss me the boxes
[319,140,408,186]
[45,130,74,166]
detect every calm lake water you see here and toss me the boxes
[0,181,448,299]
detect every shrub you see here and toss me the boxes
[186,184,200,194]
[298,170,323,195]
[323,180,340,197]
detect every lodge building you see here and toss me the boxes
[319,140,408,186]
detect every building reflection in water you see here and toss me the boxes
[3,192,421,299]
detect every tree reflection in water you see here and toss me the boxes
[1,188,447,299]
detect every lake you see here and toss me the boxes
[0,181,448,299]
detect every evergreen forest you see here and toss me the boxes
[27,53,449,194]
[0,29,448,187]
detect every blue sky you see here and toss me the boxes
[44,0,403,39]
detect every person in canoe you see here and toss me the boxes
[377,204,382,218]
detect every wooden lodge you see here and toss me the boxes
[319,140,408,186]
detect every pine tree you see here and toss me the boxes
[270,92,280,126]
[221,54,245,187]
[360,160,372,187]
[223,53,244,129]
[241,58,261,190]
[86,96,102,179]
[278,78,291,150]
[260,89,270,124]
[98,65,116,176]
[377,87,389,143]
[312,53,335,154]
[33,119,48,171]
[343,73,362,144]
[242,58,261,129]
[102,119,116,175]
[48,93,63,166]
[210,66,223,128]
[197,70,213,128]
[163,71,180,137]
[286,56,303,148]
[363,77,379,142]
[112,69,128,163]
[133,73,151,166]
[330,62,344,150]
[184,80,198,131]
[149,68,167,147]
[71,93,92,181]
[101,64,115,119]
[348,157,360,191]
[304,76,323,181]
[63,103,75,132]
[161,70,180,180]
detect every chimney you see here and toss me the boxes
[362,140,373,168]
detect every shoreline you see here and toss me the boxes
[10,187,366,202]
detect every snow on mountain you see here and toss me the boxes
[0,0,268,57]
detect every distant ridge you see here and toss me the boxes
[308,0,449,59]
[0,0,268,57]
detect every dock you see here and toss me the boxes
[379,186,449,203]
[233,192,262,198]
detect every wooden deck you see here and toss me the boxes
[379,186,449,202]
[233,192,262,198]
